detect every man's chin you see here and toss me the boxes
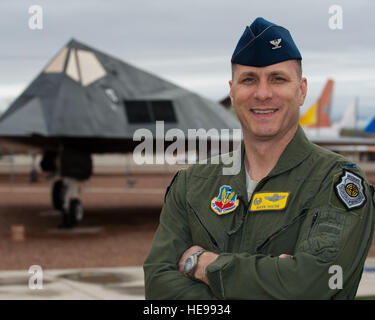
[253,133,277,141]
[251,128,278,140]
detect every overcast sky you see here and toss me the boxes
[0,0,374,123]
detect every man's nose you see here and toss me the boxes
[253,80,272,101]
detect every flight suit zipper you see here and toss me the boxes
[239,177,269,252]
[308,212,319,238]
[311,212,319,228]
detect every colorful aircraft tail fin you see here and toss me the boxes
[299,101,317,126]
[300,79,334,128]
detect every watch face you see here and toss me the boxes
[184,256,194,273]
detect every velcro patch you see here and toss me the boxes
[334,170,366,210]
[340,163,357,170]
[249,192,290,212]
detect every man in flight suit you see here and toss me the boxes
[143,17,375,299]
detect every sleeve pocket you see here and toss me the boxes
[297,207,346,263]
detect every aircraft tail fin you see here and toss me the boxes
[337,97,358,129]
[300,79,334,128]
[299,101,317,126]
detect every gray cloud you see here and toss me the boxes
[0,0,374,121]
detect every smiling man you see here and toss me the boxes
[230,59,306,182]
[143,17,375,299]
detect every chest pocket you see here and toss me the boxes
[256,209,309,256]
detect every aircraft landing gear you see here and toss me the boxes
[54,178,84,229]
[60,198,83,228]
[52,179,66,211]
[69,198,84,225]
[43,148,92,228]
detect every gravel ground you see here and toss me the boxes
[1,168,375,271]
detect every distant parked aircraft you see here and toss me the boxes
[0,39,240,228]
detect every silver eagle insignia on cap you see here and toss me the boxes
[269,38,282,49]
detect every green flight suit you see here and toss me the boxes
[143,126,375,299]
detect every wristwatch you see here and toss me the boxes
[184,249,206,279]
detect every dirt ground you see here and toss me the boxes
[0,171,172,270]
[1,168,375,271]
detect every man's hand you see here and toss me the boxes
[178,245,219,285]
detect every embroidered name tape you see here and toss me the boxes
[211,185,239,215]
[250,192,290,212]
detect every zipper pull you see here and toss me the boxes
[310,212,319,229]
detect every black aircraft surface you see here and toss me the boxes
[0,39,240,227]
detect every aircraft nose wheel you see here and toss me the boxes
[53,177,83,228]
[59,199,84,228]
[69,198,84,225]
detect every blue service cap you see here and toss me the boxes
[231,17,302,67]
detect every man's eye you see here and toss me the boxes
[272,76,286,82]
[242,78,255,83]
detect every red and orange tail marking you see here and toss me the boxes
[300,79,334,128]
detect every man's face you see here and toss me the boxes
[229,60,307,141]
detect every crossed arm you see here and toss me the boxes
[178,245,292,285]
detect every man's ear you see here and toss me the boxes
[299,77,307,106]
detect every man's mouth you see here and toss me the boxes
[250,108,278,115]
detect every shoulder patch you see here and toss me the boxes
[334,170,366,210]
[164,170,181,203]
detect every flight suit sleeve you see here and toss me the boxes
[143,169,217,300]
[205,168,375,300]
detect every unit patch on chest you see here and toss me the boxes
[211,185,240,215]
[249,192,290,212]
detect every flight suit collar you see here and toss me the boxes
[228,125,313,201]
[197,126,313,210]
[267,125,313,178]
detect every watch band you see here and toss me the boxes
[184,249,206,279]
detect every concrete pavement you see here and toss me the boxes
[1,259,375,299]
[357,257,375,298]
[0,266,144,300]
